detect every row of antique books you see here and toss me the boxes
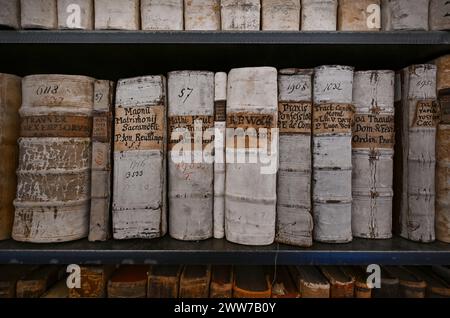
[0,0,448,31]
[0,265,449,298]
[0,55,449,247]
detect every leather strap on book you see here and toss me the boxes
[20,115,92,138]
[278,102,312,134]
[313,103,354,135]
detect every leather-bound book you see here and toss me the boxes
[147,265,182,298]
[107,265,149,298]
[319,266,354,298]
[373,268,400,298]
[233,266,271,298]
[406,267,450,298]
[271,267,300,298]
[341,267,372,298]
[185,0,220,31]
[69,266,115,298]
[432,266,450,283]
[0,0,20,29]
[41,279,69,298]
[16,266,63,298]
[0,73,21,241]
[301,0,337,31]
[20,0,57,29]
[179,265,211,298]
[94,0,140,30]
[210,266,233,298]
[429,0,450,31]
[221,0,261,30]
[261,0,300,31]
[338,0,380,31]
[289,266,330,298]
[0,266,37,298]
[57,0,94,30]
[382,0,429,31]
[384,266,427,298]
[141,0,184,30]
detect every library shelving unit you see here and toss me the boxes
[0,30,449,266]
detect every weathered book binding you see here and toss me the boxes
[69,266,114,298]
[352,70,395,239]
[221,0,261,30]
[397,64,438,243]
[341,266,372,298]
[113,76,167,240]
[141,0,183,30]
[312,65,354,243]
[289,266,330,298]
[185,0,220,30]
[12,74,93,243]
[21,0,57,29]
[301,0,337,31]
[168,71,214,241]
[41,279,69,298]
[338,0,380,31]
[0,266,37,298]
[429,0,450,31]
[373,267,400,298]
[384,266,427,298]
[225,67,278,246]
[179,265,211,298]
[276,69,313,247]
[57,0,94,30]
[210,266,233,298]
[214,72,227,239]
[436,55,450,243]
[0,0,20,29]
[107,265,149,298]
[261,0,300,31]
[382,0,429,31]
[147,265,182,298]
[16,266,63,298]
[94,0,140,30]
[319,266,354,298]
[89,80,114,242]
[271,267,300,298]
[0,74,21,241]
[233,266,271,298]
[406,267,450,298]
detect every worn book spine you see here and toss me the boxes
[341,267,372,298]
[94,0,140,30]
[261,0,300,31]
[352,71,395,239]
[0,74,21,241]
[41,279,69,298]
[233,266,271,298]
[168,71,214,241]
[179,265,211,298]
[384,266,427,298]
[271,267,300,298]
[338,0,380,31]
[113,76,167,240]
[214,72,227,239]
[430,0,450,30]
[147,265,182,298]
[275,69,313,247]
[12,74,94,243]
[0,266,38,298]
[107,265,149,298]
[141,0,183,30]
[58,0,94,30]
[69,266,114,298]
[221,0,261,30]
[397,64,438,243]
[382,0,429,31]
[185,0,220,30]
[20,0,57,29]
[319,266,354,298]
[89,80,114,242]
[225,67,278,246]
[436,55,450,243]
[406,267,450,298]
[0,0,20,29]
[301,0,337,31]
[210,266,233,298]
[313,65,354,243]
[373,268,400,298]
[289,266,330,298]
[16,266,62,298]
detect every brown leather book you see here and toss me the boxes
[406,267,450,298]
[384,266,427,298]
[373,268,400,298]
[107,265,150,298]
[69,266,115,298]
[271,267,300,298]
[41,279,69,298]
[289,266,330,298]
[147,265,182,298]
[233,266,271,298]
[341,267,372,298]
[179,265,211,298]
[210,266,233,298]
[16,266,63,298]
[0,265,37,298]
[320,266,354,298]
[432,266,450,282]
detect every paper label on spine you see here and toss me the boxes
[352,114,395,149]
[168,115,215,150]
[115,105,165,152]
[439,90,450,124]
[278,102,312,134]
[93,113,112,142]
[412,100,440,128]
[313,103,354,135]
[20,115,92,137]
[226,112,276,149]
[215,100,226,122]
